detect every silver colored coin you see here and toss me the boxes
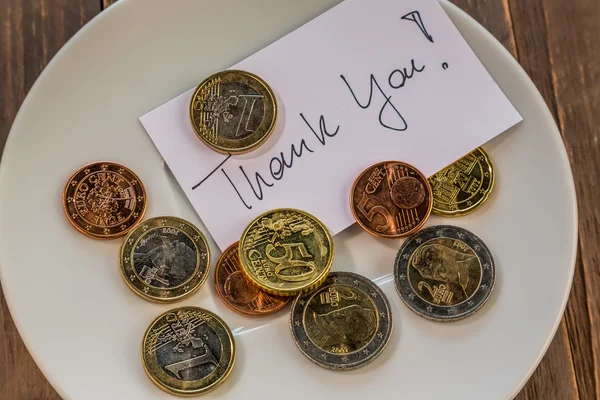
[290,271,393,370]
[394,225,495,322]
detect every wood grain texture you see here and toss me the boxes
[541,0,600,396]
[0,0,598,399]
[101,0,118,9]
[0,1,100,399]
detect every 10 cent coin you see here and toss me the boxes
[351,161,432,238]
[63,161,147,239]
[120,216,211,303]
[290,271,393,370]
[394,225,496,322]
[429,147,495,216]
[142,307,235,396]
[239,208,334,296]
[215,242,289,317]
[189,70,277,154]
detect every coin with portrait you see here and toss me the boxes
[239,208,334,296]
[215,241,289,317]
[394,225,495,322]
[63,161,147,239]
[142,307,235,396]
[429,147,495,216]
[351,161,432,238]
[189,70,277,154]
[120,216,210,303]
[290,271,392,370]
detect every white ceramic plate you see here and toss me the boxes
[0,1,577,399]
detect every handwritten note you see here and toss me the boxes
[140,0,522,250]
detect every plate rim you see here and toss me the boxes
[442,2,578,394]
[0,0,578,399]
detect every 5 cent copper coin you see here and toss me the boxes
[351,161,432,238]
[215,242,289,317]
[63,161,147,239]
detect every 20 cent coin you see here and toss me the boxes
[120,216,210,303]
[142,307,235,396]
[429,147,495,216]
[394,225,495,322]
[290,271,393,370]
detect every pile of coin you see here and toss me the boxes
[62,70,498,396]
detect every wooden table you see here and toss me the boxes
[1,0,598,398]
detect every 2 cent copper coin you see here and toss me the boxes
[350,161,432,238]
[215,242,289,316]
[63,162,147,239]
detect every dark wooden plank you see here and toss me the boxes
[517,320,579,400]
[541,0,600,396]
[508,0,600,398]
[450,0,517,57]
[566,248,599,398]
[101,0,119,9]
[0,1,101,399]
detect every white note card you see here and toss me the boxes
[140,0,522,250]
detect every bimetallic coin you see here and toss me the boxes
[189,70,277,154]
[429,147,495,216]
[394,225,495,322]
[239,208,334,296]
[63,162,146,239]
[142,307,235,396]
[215,242,289,317]
[351,161,432,238]
[290,271,392,370]
[120,217,210,303]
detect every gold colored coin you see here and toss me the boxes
[290,271,393,370]
[239,209,334,296]
[189,70,277,154]
[429,147,495,216]
[63,161,147,239]
[120,216,211,303]
[142,307,235,396]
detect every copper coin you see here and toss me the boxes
[350,161,432,238]
[63,162,147,239]
[215,242,289,316]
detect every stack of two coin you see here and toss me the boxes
[216,208,334,315]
